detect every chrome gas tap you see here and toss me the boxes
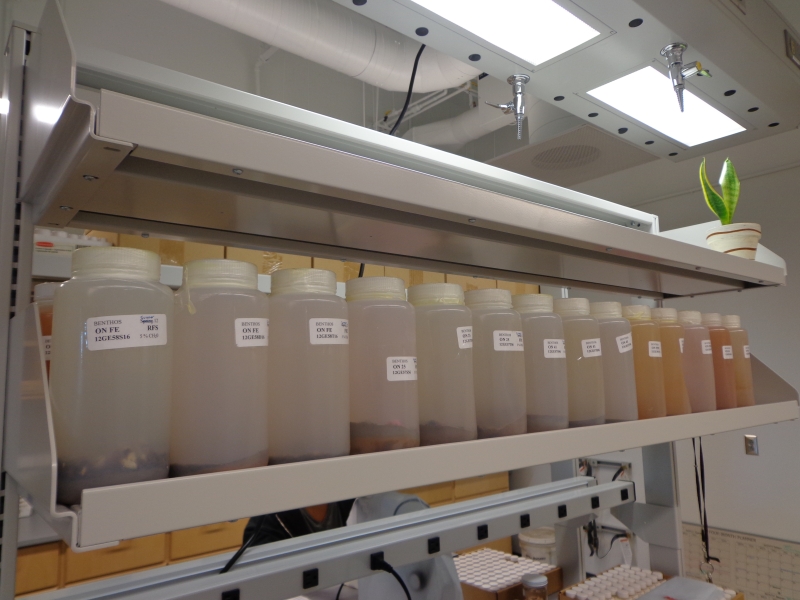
[661,43,711,112]
[486,74,530,140]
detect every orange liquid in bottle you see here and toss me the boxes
[702,313,737,410]
[652,309,691,415]
[623,305,667,419]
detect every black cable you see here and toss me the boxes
[693,437,719,581]
[597,533,626,559]
[358,263,365,277]
[389,44,426,136]
[612,466,625,481]
[373,556,412,600]
[220,515,267,574]
[335,583,345,600]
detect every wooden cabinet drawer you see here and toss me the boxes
[170,520,248,562]
[401,482,455,506]
[454,472,509,499]
[16,543,60,595]
[64,534,166,585]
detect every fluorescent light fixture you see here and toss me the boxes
[0,99,8,115]
[33,104,61,125]
[410,0,599,65]
[588,66,745,147]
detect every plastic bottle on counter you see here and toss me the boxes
[590,302,638,422]
[722,314,755,407]
[346,276,420,453]
[522,574,549,600]
[170,260,269,477]
[678,310,717,413]
[49,247,173,505]
[34,282,59,377]
[651,308,692,415]
[268,269,350,463]
[701,312,738,410]
[465,288,526,439]
[623,305,667,419]
[512,294,568,432]
[553,298,605,427]
[408,283,477,445]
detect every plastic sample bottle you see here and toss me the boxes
[512,294,568,432]
[623,305,667,419]
[268,268,350,463]
[589,302,638,422]
[701,313,738,410]
[49,247,173,505]
[651,308,692,416]
[677,311,717,413]
[553,298,605,427]
[346,276,420,453]
[408,283,477,445]
[34,282,58,377]
[170,260,269,477]
[722,315,755,407]
[522,574,549,600]
[465,288,526,438]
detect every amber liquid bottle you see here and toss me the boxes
[701,313,738,410]
[651,308,691,415]
[623,305,667,419]
[722,314,755,407]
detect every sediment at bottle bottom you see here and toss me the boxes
[568,417,605,428]
[350,422,420,454]
[478,415,527,439]
[419,422,476,446]
[269,451,349,465]
[169,451,270,477]
[527,415,569,433]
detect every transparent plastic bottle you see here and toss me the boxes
[722,315,755,407]
[589,302,638,422]
[408,283,477,445]
[701,313,738,410]
[651,308,692,416]
[678,311,717,413]
[512,294,568,432]
[346,276,419,453]
[521,574,549,600]
[34,282,58,377]
[623,305,667,419]
[465,288,526,439]
[50,247,173,505]
[269,269,350,463]
[553,298,605,427]
[170,260,269,477]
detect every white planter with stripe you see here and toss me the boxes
[706,223,762,259]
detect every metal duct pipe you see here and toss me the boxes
[160,0,480,93]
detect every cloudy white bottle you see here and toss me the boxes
[590,302,638,422]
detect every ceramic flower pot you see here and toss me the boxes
[706,223,761,259]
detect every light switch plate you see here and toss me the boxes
[744,435,759,455]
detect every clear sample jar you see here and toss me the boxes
[553,298,605,427]
[408,283,477,445]
[623,305,667,419]
[34,282,58,377]
[678,311,717,413]
[521,573,549,599]
[465,288,526,439]
[590,302,638,422]
[170,260,269,477]
[50,247,173,505]
[722,315,755,407]
[512,294,568,432]
[268,268,350,463]
[346,276,419,453]
[701,313,738,410]
[651,308,692,415]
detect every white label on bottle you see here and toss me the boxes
[616,333,633,354]
[309,319,349,344]
[457,326,473,349]
[543,338,566,358]
[582,338,602,357]
[744,344,751,359]
[648,341,662,358]
[86,314,167,351]
[387,357,417,381]
[701,339,713,355]
[235,318,268,347]
[42,335,52,358]
[619,537,633,567]
[722,345,734,360]
[679,337,685,353]
[493,330,524,351]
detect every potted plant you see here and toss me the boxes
[700,157,761,259]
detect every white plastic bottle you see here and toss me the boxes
[553,298,605,427]
[512,294,568,432]
[465,288,526,438]
[346,276,419,453]
[50,247,173,505]
[678,311,717,413]
[170,260,269,477]
[268,269,350,463]
[408,283,477,445]
[590,302,638,422]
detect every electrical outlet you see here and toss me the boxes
[745,434,759,455]
[730,0,746,14]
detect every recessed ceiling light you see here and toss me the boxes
[587,66,745,147]
[409,0,600,65]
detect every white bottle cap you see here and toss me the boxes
[553,297,590,317]
[678,310,702,325]
[702,312,723,327]
[464,288,512,309]
[590,301,622,318]
[521,573,548,589]
[407,282,464,307]
[512,293,553,313]
[33,282,60,302]
[722,314,741,329]
[270,268,336,296]
[346,276,406,301]
[183,259,257,289]
[622,304,652,320]
[651,307,678,322]
[71,246,160,281]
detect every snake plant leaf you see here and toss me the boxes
[719,157,740,224]
[700,158,729,224]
